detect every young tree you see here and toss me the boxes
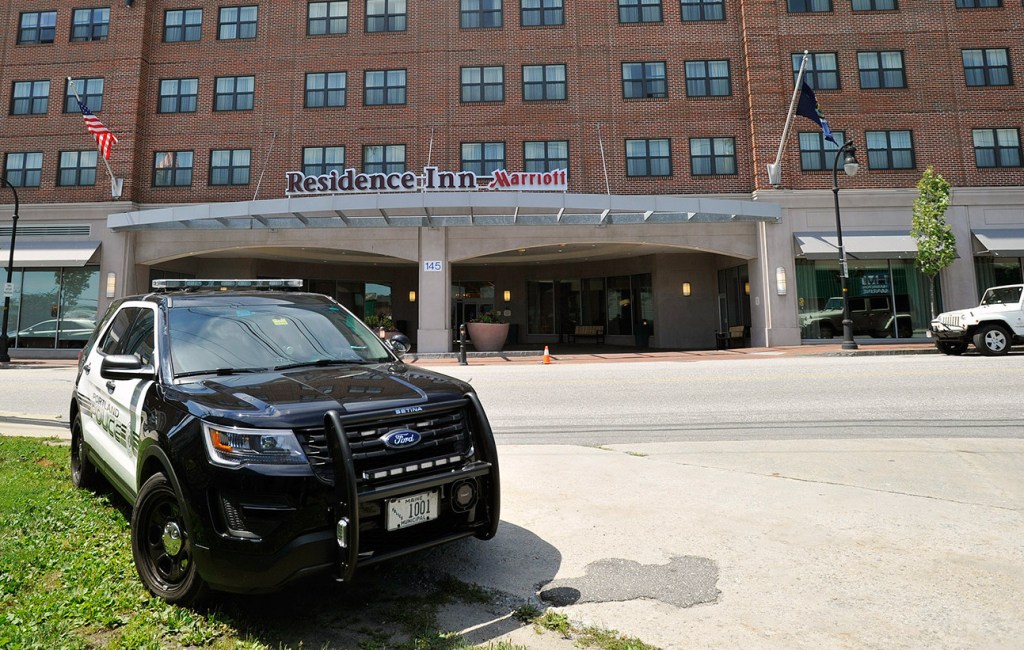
[911,167,956,318]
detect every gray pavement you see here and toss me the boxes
[3,343,1023,648]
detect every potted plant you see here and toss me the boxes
[364,314,398,339]
[466,311,510,352]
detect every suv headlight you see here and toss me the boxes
[202,422,308,467]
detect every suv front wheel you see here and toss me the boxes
[973,324,1011,356]
[131,473,207,605]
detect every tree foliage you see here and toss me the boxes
[911,166,956,278]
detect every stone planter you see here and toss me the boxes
[466,322,510,352]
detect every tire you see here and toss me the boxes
[818,323,836,339]
[131,473,207,605]
[935,341,968,356]
[70,414,97,490]
[973,324,1011,356]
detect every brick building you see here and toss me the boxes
[1,0,1022,354]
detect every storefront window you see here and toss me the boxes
[527,281,555,334]
[5,267,99,349]
[606,275,633,335]
[452,281,495,327]
[796,259,928,340]
[528,273,651,339]
[975,257,1023,299]
[364,282,392,321]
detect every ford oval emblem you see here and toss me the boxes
[381,428,422,449]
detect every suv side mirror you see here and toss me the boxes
[388,334,411,358]
[100,354,156,380]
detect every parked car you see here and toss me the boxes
[800,295,913,339]
[929,284,1024,355]
[70,279,500,604]
[17,318,96,348]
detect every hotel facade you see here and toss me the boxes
[1,0,1022,354]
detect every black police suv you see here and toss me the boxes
[70,279,500,604]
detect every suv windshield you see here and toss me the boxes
[168,302,393,376]
[980,286,1023,306]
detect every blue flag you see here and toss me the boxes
[795,81,836,145]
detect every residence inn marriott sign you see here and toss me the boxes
[285,166,570,195]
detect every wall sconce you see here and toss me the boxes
[681,282,691,297]
[105,272,116,298]
[503,290,511,302]
[776,266,787,296]
[408,290,416,303]
[744,281,750,295]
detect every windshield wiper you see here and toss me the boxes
[175,367,270,378]
[273,358,368,371]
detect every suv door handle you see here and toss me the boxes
[105,381,116,393]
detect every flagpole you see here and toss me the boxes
[67,77,122,198]
[766,50,809,188]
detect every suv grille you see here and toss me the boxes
[939,314,962,327]
[296,405,473,486]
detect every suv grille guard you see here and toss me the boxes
[325,410,360,582]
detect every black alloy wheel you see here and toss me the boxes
[131,473,207,605]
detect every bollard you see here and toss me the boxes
[458,324,468,365]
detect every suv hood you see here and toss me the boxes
[170,363,472,427]
[933,303,1009,321]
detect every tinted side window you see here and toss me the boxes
[100,307,142,355]
[848,298,866,311]
[121,310,156,365]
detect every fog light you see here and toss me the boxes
[451,479,478,513]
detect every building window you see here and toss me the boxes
[461,0,503,28]
[685,60,731,96]
[858,51,905,89]
[793,52,839,90]
[523,64,567,101]
[973,129,1022,168]
[461,142,506,175]
[524,141,568,172]
[214,76,255,111]
[366,0,407,32]
[164,9,203,42]
[788,0,831,11]
[58,150,98,186]
[955,0,1001,7]
[690,137,736,175]
[10,81,50,115]
[153,151,194,187]
[521,0,564,26]
[18,11,57,45]
[71,8,110,42]
[364,70,407,105]
[210,149,251,185]
[681,0,724,20]
[865,130,914,169]
[622,62,667,99]
[4,153,43,188]
[303,146,346,176]
[308,1,348,34]
[619,0,662,23]
[461,66,504,103]
[626,139,671,177]
[305,72,347,107]
[65,78,104,113]
[962,49,1011,86]
[852,0,897,9]
[363,145,406,174]
[158,78,199,113]
[218,6,257,39]
[799,130,845,170]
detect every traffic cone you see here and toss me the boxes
[542,345,551,364]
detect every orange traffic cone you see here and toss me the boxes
[542,345,551,364]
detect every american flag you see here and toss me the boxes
[77,100,118,160]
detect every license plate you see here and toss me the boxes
[386,490,439,531]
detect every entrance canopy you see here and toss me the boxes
[972,229,1024,257]
[794,231,919,260]
[0,240,101,267]
[108,192,781,231]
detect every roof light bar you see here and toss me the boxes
[151,279,304,291]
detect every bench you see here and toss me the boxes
[566,325,605,344]
[715,325,745,350]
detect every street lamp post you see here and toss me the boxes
[831,140,860,351]
[0,176,19,363]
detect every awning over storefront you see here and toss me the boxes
[794,231,918,260]
[972,229,1024,257]
[107,191,781,231]
[0,241,101,268]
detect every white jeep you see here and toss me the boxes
[929,284,1024,355]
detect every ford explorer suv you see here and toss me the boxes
[69,279,500,604]
[929,284,1024,355]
